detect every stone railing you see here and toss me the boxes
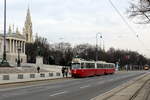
[0,72,64,84]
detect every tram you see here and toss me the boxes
[144,65,149,70]
[71,58,115,78]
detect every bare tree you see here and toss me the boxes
[128,0,150,23]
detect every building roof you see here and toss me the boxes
[0,33,25,40]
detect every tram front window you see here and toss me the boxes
[72,63,80,69]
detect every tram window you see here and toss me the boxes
[97,64,99,68]
[85,63,95,69]
[71,63,80,69]
[102,64,104,68]
[105,64,108,68]
[97,64,103,68]
[101,64,105,68]
[111,64,113,68]
[103,64,105,68]
[111,64,114,68]
[85,63,89,68]
[101,64,104,68]
[90,63,95,68]
[86,63,90,68]
[109,64,111,68]
[88,63,91,68]
[81,63,84,69]
[110,64,112,68]
[108,64,110,68]
[103,64,106,68]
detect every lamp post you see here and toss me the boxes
[17,46,21,67]
[95,32,102,61]
[102,37,105,51]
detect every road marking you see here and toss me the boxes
[50,91,67,97]
[80,85,90,89]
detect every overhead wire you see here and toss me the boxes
[108,0,150,52]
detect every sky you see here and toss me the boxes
[0,0,150,57]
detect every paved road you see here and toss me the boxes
[0,71,148,100]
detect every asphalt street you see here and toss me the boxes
[0,71,148,100]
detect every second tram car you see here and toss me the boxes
[144,65,149,70]
[71,58,115,78]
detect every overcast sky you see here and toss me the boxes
[0,0,150,57]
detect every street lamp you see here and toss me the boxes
[95,32,102,61]
[17,46,21,67]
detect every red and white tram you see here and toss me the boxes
[71,58,115,78]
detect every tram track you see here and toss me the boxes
[129,79,150,100]
[144,81,150,100]
[93,73,150,100]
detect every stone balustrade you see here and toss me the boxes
[0,72,63,84]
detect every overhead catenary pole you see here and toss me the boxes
[1,0,9,67]
[95,34,98,61]
[3,0,7,61]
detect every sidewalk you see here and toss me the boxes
[92,72,150,100]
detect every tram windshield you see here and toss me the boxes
[71,63,80,69]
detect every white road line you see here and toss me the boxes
[50,91,67,97]
[80,85,90,89]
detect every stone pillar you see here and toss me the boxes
[12,39,14,53]
[9,39,12,53]
[16,40,18,53]
[18,40,20,48]
[18,40,20,52]
[24,42,25,54]
[21,41,22,53]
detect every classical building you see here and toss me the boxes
[0,8,33,65]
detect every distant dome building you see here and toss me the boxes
[0,8,33,65]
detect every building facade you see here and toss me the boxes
[0,8,33,65]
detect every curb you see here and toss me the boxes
[0,77,72,86]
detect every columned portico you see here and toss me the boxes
[8,39,26,54]
[1,35,27,65]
